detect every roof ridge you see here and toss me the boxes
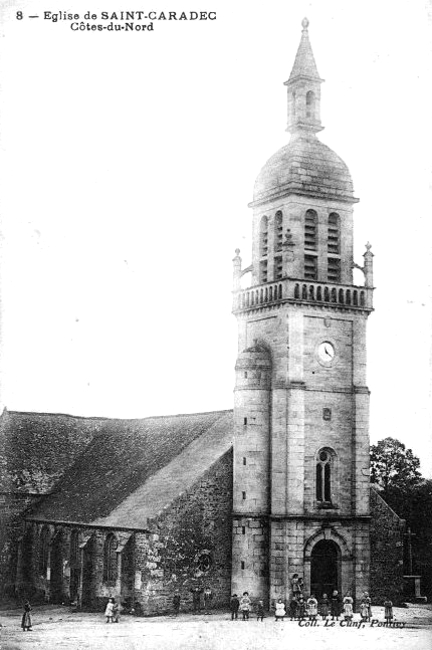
[4,408,234,422]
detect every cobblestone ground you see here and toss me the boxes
[1,605,431,650]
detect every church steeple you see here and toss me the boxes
[284,18,323,134]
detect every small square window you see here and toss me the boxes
[243,417,247,425]
[242,526,246,535]
[241,561,245,570]
[323,408,332,421]
[243,457,246,465]
[242,491,246,500]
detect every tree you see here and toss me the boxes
[370,437,422,493]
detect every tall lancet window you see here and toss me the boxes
[306,90,315,119]
[103,533,118,584]
[316,449,333,503]
[274,211,283,252]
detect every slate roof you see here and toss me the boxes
[25,410,233,528]
[0,409,104,493]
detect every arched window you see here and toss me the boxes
[304,209,317,251]
[306,91,315,119]
[103,533,118,583]
[259,216,268,257]
[316,449,334,503]
[274,211,283,252]
[39,526,50,576]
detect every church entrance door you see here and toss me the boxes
[50,532,64,604]
[311,540,340,598]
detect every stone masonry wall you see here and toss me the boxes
[134,450,233,615]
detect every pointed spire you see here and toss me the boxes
[284,19,324,134]
[288,18,321,82]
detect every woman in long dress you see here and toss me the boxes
[342,592,354,620]
[105,597,115,623]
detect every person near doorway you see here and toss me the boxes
[342,592,353,620]
[289,596,298,620]
[330,590,342,620]
[297,595,306,620]
[21,600,32,631]
[291,573,303,598]
[307,594,318,620]
[319,593,329,619]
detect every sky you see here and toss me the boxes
[0,0,431,476]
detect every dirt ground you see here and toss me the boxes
[1,604,431,650]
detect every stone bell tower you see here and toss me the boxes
[231,19,374,607]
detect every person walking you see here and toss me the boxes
[105,597,115,623]
[21,600,32,631]
[230,594,240,620]
[240,592,251,621]
[173,590,181,616]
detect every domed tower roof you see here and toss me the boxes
[250,18,357,208]
[253,134,355,206]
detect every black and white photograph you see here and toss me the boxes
[0,1,431,648]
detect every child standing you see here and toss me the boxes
[274,598,286,622]
[307,594,318,621]
[289,597,298,620]
[359,597,369,622]
[21,600,32,631]
[240,592,251,621]
[330,590,341,620]
[319,593,329,620]
[297,596,306,620]
[384,597,393,622]
[230,594,240,620]
[256,600,265,622]
[342,592,353,620]
[173,590,181,616]
[105,597,115,623]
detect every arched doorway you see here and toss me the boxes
[50,532,64,603]
[311,540,340,598]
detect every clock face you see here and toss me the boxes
[318,341,335,364]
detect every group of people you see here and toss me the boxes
[228,584,393,623]
[172,586,213,616]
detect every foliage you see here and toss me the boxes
[370,437,421,492]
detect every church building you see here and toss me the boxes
[0,20,405,612]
